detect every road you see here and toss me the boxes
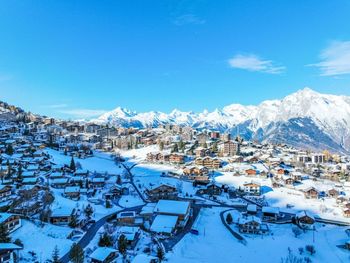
[59,204,143,263]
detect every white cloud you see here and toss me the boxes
[58,109,107,119]
[46,104,68,109]
[173,14,205,26]
[310,41,350,76]
[228,54,285,74]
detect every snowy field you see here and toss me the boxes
[215,172,350,222]
[12,220,73,262]
[46,149,123,174]
[167,207,350,263]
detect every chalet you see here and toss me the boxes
[243,182,261,196]
[0,243,22,263]
[103,185,125,200]
[145,184,178,201]
[50,208,73,225]
[89,247,118,263]
[195,157,221,169]
[198,183,222,196]
[50,178,69,188]
[169,153,185,165]
[117,211,137,225]
[64,186,80,200]
[0,186,11,202]
[90,177,105,188]
[140,203,156,221]
[238,216,269,234]
[150,214,178,235]
[0,213,21,233]
[328,188,339,198]
[183,166,209,177]
[303,187,319,199]
[262,207,280,221]
[283,176,295,186]
[343,209,350,218]
[21,177,38,185]
[245,169,257,176]
[296,211,315,229]
[153,200,191,227]
[247,204,257,215]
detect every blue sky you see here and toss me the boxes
[1,1,350,119]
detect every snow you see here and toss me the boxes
[154,200,190,215]
[150,215,178,234]
[46,149,123,174]
[167,207,350,263]
[12,220,73,262]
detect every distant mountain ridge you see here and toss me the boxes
[94,88,350,153]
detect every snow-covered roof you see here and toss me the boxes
[0,213,14,223]
[154,200,190,215]
[150,214,178,234]
[89,247,117,262]
[0,243,22,250]
[262,206,280,214]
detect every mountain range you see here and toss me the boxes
[94,88,350,154]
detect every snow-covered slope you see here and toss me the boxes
[94,88,350,153]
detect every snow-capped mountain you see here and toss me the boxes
[94,88,350,153]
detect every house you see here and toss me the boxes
[247,204,257,215]
[0,186,12,202]
[197,183,222,196]
[245,169,257,176]
[89,247,118,263]
[343,209,350,218]
[195,157,221,169]
[0,213,21,233]
[64,186,80,200]
[296,211,315,229]
[153,200,191,227]
[169,153,185,165]
[50,178,69,188]
[0,243,22,263]
[243,182,261,196]
[238,216,269,234]
[145,184,178,201]
[140,203,156,221]
[90,177,105,188]
[262,207,280,221]
[219,140,240,157]
[328,188,339,198]
[303,187,319,199]
[50,208,73,225]
[150,214,178,235]
[117,211,137,225]
[115,226,140,244]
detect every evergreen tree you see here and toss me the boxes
[70,157,76,172]
[117,234,127,256]
[226,213,233,224]
[172,143,179,153]
[105,199,112,208]
[17,163,23,182]
[5,144,14,155]
[52,245,61,263]
[98,232,113,247]
[159,141,164,151]
[116,174,122,185]
[84,204,94,219]
[0,223,11,243]
[69,243,84,263]
[68,213,78,228]
[157,247,165,262]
